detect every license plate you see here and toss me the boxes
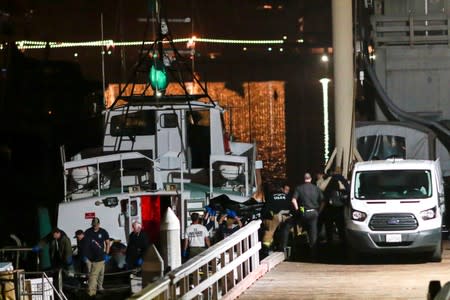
[386,234,402,243]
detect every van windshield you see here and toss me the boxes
[354,169,432,200]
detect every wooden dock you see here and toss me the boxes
[238,241,450,299]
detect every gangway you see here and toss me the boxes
[128,220,285,299]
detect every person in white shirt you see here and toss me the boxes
[183,212,211,259]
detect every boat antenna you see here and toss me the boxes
[100,12,106,106]
[108,0,215,110]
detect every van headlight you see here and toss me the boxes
[420,206,436,220]
[351,209,367,221]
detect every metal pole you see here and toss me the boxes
[332,0,354,177]
[101,13,106,106]
[13,270,21,300]
[58,269,63,297]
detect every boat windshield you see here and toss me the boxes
[354,169,432,200]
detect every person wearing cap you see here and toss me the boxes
[74,230,90,273]
[291,172,326,261]
[84,217,110,296]
[32,227,73,271]
[125,221,150,269]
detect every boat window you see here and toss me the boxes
[160,113,178,128]
[130,200,138,216]
[110,110,156,136]
[120,199,128,213]
[187,110,211,169]
[354,169,432,200]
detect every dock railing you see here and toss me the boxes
[0,247,37,270]
[129,220,263,300]
[371,13,449,46]
[0,247,69,299]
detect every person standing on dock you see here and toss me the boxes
[321,169,350,245]
[84,217,111,297]
[260,181,293,257]
[126,221,150,269]
[291,173,325,260]
[74,229,90,274]
[32,227,73,271]
[183,213,211,260]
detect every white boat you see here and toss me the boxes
[56,0,262,272]
[58,99,261,245]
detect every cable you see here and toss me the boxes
[356,0,450,151]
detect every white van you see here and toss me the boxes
[346,159,446,262]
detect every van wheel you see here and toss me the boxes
[427,280,441,299]
[430,240,442,262]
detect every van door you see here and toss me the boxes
[434,161,446,216]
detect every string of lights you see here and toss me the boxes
[5,37,294,50]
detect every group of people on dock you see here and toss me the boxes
[33,217,149,298]
[30,168,349,297]
[259,169,350,260]
[182,168,351,263]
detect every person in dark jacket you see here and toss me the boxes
[74,229,89,273]
[32,227,73,271]
[84,217,110,296]
[321,169,350,245]
[126,221,150,269]
[261,181,293,256]
[291,173,326,259]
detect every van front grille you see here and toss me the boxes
[369,213,418,231]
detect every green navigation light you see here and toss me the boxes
[149,61,168,93]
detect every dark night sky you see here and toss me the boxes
[0,0,333,246]
[2,0,332,81]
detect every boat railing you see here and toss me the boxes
[371,13,449,46]
[209,154,250,199]
[63,152,158,201]
[128,220,264,300]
